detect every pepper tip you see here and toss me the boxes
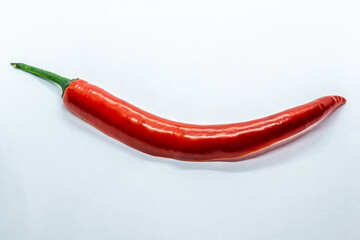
[332,95,346,106]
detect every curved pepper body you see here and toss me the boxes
[63,80,345,161]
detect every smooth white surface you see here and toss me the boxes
[1,0,359,239]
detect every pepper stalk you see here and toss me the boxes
[11,63,73,95]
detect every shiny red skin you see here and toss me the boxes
[63,80,346,161]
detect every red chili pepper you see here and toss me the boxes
[11,63,346,161]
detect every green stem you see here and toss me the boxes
[11,63,73,95]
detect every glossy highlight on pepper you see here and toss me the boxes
[11,63,346,161]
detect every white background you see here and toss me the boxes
[1,0,359,239]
